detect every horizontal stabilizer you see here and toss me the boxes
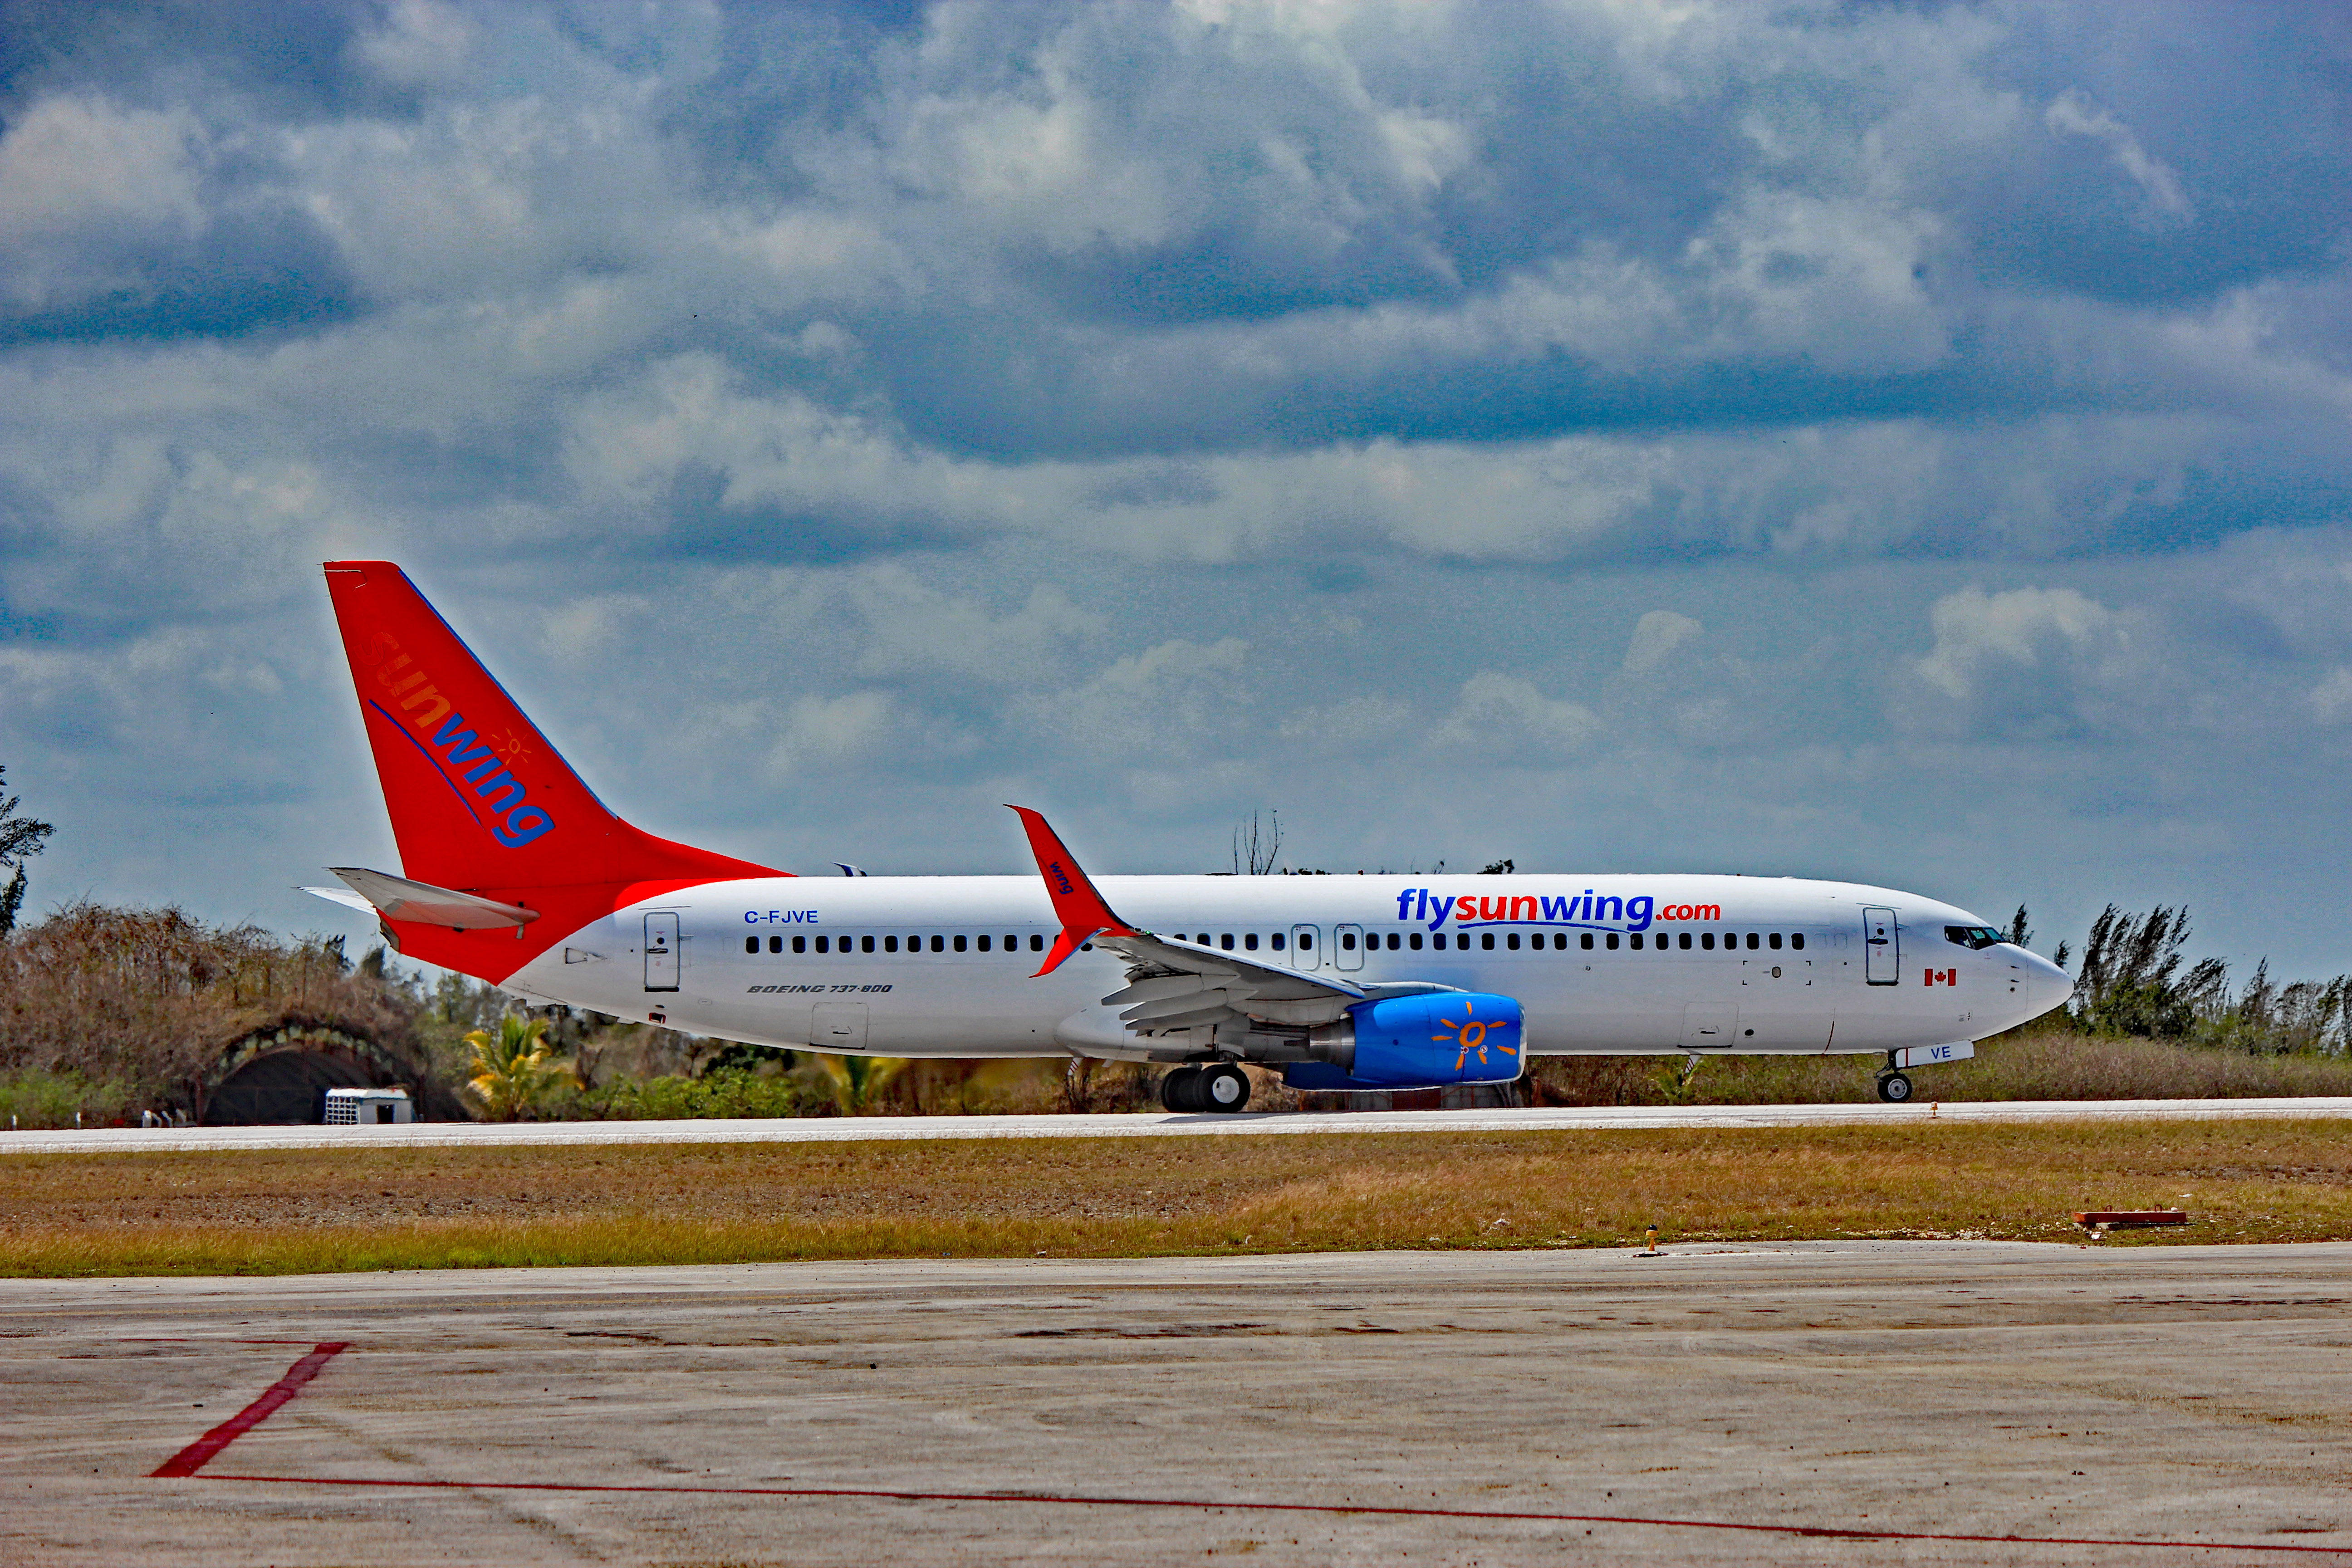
[299,884,376,915]
[321,866,539,930]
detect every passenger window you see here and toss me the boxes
[1271,932,1284,951]
[1299,932,1312,950]
[1506,932,1520,951]
[1629,933,1642,950]
[815,935,829,954]
[1746,932,1760,951]
[1029,934,1044,952]
[1343,932,1357,951]
[794,935,806,954]
[1791,932,1805,951]
[1769,932,1782,950]
[931,934,944,953]
[953,934,967,952]
[1701,933,1715,951]
[1410,933,1425,951]
[1221,933,1235,951]
[862,936,876,954]
[1606,933,1620,950]
[745,936,758,955]
[770,935,783,954]
[1480,932,1494,950]
[1580,933,1594,950]
[976,935,990,952]
[1553,933,1567,950]
[884,935,899,953]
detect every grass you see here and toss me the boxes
[4,1120,2349,1276]
[1525,1028,2352,1106]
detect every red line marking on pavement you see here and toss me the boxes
[190,1474,2352,1556]
[150,1343,350,1478]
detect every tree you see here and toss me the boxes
[2072,904,2228,1039]
[460,1014,577,1120]
[1232,810,1282,875]
[0,764,54,940]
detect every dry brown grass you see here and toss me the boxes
[4,1119,2349,1276]
[1524,1029,2352,1105]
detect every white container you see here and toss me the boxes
[323,1088,415,1125]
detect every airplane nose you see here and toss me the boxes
[2020,953,2074,1018]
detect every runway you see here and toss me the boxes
[8,1094,2352,1155]
[4,1243,2348,1565]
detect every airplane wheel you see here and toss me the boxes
[1876,1072,1913,1103]
[1160,1067,1201,1112]
[1201,1064,1251,1114]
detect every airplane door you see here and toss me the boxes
[811,1001,868,1052]
[1863,907,1898,985]
[1334,924,1364,972]
[644,912,679,992]
[1292,925,1321,969]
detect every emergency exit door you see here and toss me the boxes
[1863,907,1898,985]
[644,912,679,992]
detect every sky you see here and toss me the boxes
[0,0,2348,979]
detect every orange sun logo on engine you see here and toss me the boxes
[1432,1002,1519,1072]
[493,729,534,767]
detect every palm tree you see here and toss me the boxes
[0,763,54,940]
[461,1014,577,1120]
[810,1051,911,1115]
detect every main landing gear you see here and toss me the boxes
[1160,1063,1252,1114]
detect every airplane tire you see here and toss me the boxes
[1876,1071,1913,1104]
[1160,1067,1202,1112]
[1201,1064,1251,1114]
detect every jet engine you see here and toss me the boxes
[1282,991,1524,1092]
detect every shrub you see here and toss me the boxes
[569,1068,828,1120]
[0,1069,140,1128]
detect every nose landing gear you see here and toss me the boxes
[1159,1063,1252,1114]
[1875,1069,1914,1103]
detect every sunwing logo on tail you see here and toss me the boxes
[363,632,555,848]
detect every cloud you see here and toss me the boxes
[771,691,896,774]
[2046,88,2194,222]
[849,570,1103,683]
[346,0,481,94]
[1435,672,1600,761]
[1622,611,1702,674]
[3,1,2351,976]
[1908,585,2140,739]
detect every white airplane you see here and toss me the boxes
[308,561,2074,1112]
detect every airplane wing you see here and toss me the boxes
[304,867,539,931]
[1007,806,1364,1037]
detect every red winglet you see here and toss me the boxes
[1007,806,1141,976]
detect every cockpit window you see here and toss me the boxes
[1945,925,2007,950]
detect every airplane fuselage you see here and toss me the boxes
[503,872,2071,1062]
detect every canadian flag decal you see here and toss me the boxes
[1922,968,1959,987]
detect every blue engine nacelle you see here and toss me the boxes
[1281,991,1525,1093]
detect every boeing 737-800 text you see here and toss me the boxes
[308,562,2074,1112]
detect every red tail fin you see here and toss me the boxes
[324,561,777,900]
